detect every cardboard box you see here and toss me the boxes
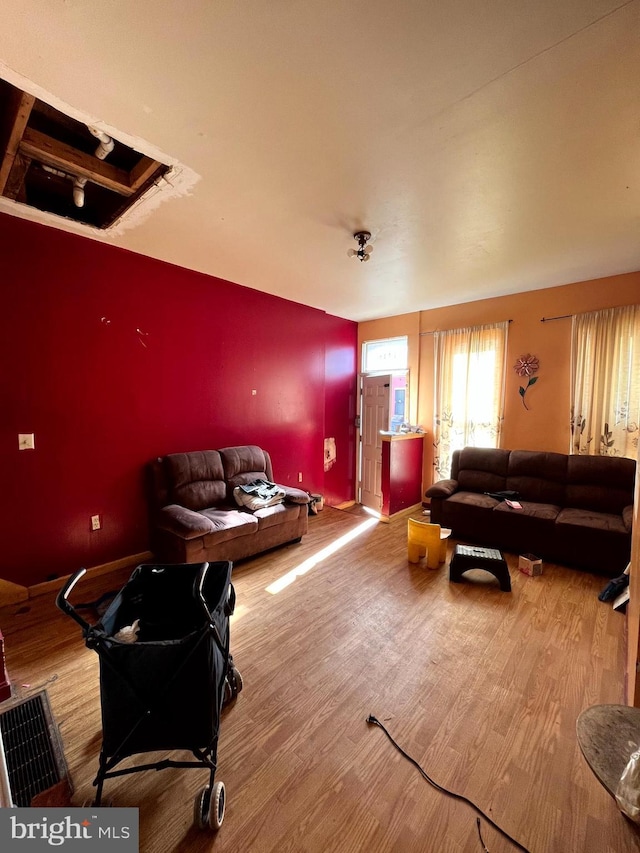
[519,553,543,576]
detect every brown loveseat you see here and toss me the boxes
[425,447,635,575]
[149,445,310,564]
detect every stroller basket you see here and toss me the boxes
[57,561,236,830]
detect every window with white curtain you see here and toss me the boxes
[433,322,508,479]
[570,305,640,459]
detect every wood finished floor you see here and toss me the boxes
[1,505,639,853]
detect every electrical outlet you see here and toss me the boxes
[298,472,303,482]
[91,515,101,531]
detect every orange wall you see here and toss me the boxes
[359,271,640,487]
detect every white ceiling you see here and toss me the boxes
[1,1,638,321]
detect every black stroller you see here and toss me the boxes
[56,561,240,831]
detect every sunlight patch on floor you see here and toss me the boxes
[266,518,379,594]
[229,603,249,623]
[361,506,382,519]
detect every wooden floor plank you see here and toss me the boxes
[0,506,638,852]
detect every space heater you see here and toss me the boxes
[0,690,72,807]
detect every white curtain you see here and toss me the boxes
[570,305,640,459]
[433,322,508,479]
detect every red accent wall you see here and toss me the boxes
[0,213,357,585]
[323,327,357,506]
[381,436,425,517]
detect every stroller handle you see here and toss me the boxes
[195,562,235,621]
[225,583,236,617]
[55,568,92,630]
[196,563,214,622]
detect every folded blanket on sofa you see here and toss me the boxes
[233,480,286,511]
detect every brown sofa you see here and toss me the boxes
[425,447,635,575]
[149,445,310,564]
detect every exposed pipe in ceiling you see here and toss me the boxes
[73,127,115,207]
[72,175,88,207]
[88,127,114,160]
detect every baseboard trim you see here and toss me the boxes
[380,502,424,523]
[27,551,154,599]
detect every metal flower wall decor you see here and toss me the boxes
[514,354,539,410]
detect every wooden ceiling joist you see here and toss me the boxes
[0,91,35,195]
[129,156,162,193]
[19,127,135,196]
[4,152,31,202]
[0,80,168,228]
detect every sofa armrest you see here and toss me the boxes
[278,485,311,504]
[425,478,459,499]
[623,505,633,533]
[156,504,216,540]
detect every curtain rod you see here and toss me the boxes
[540,313,572,322]
[542,305,639,322]
[419,319,513,336]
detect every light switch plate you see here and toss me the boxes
[18,433,35,450]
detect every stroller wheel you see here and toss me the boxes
[194,782,225,831]
[223,664,244,706]
[210,781,225,830]
[194,787,210,830]
[234,667,244,693]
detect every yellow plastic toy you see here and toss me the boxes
[407,518,451,569]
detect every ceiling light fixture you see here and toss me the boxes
[347,230,373,263]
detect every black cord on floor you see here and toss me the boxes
[477,817,490,852]
[366,714,531,853]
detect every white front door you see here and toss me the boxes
[360,374,390,512]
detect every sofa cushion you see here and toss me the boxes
[165,451,227,511]
[506,450,567,504]
[219,445,274,496]
[491,500,561,556]
[439,491,499,530]
[494,500,561,522]
[447,491,498,510]
[200,508,258,546]
[623,505,633,532]
[452,447,510,477]
[453,447,509,494]
[432,490,501,547]
[565,455,635,515]
[554,506,631,573]
[254,502,305,530]
[556,507,628,535]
